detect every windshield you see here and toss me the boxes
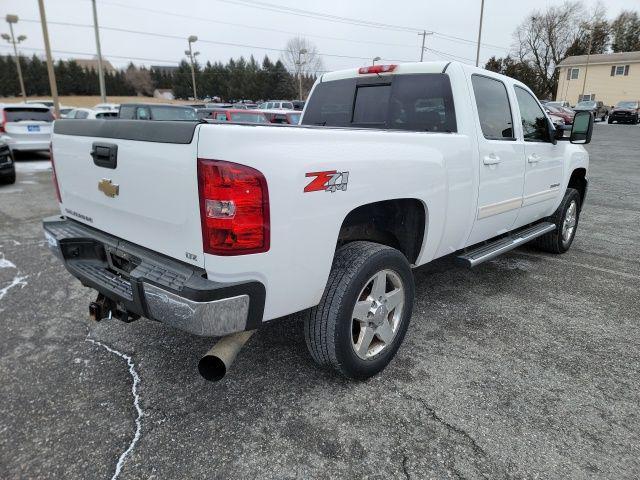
[4,108,54,122]
[229,112,268,123]
[615,101,638,109]
[150,106,197,121]
[576,101,596,108]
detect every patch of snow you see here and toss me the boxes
[86,337,143,480]
[0,253,16,269]
[0,275,28,301]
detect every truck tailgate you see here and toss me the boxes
[51,120,204,267]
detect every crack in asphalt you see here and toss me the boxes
[86,336,143,480]
[401,453,410,480]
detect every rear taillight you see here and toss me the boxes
[0,110,6,133]
[50,143,62,203]
[197,159,269,255]
[358,64,397,74]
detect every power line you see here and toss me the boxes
[20,18,416,63]
[90,0,419,50]
[94,0,507,55]
[214,0,509,52]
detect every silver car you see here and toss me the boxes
[0,104,54,152]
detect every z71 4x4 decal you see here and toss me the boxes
[304,170,349,193]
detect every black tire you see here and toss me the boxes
[0,171,16,185]
[533,188,581,254]
[304,241,415,380]
[607,118,613,124]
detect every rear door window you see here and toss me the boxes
[4,108,54,122]
[302,73,456,132]
[471,75,514,140]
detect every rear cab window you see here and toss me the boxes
[4,108,54,123]
[302,73,457,133]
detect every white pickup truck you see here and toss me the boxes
[43,61,592,381]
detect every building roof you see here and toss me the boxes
[558,51,640,67]
[71,58,117,73]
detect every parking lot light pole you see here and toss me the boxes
[37,0,60,117]
[185,36,199,100]
[3,15,27,100]
[372,56,381,65]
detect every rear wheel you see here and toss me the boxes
[304,241,414,380]
[533,188,581,254]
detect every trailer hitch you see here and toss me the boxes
[89,293,139,323]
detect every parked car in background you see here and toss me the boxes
[26,99,54,108]
[0,140,15,185]
[264,110,301,124]
[205,103,234,109]
[66,108,119,119]
[544,105,574,125]
[547,101,571,108]
[574,100,608,121]
[94,103,120,111]
[258,100,294,110]
[608,100,639,124]
[0,104,53,152]
[201,109,270,124]
[59,107,75,118]
[118,103,197,121]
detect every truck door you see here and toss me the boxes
[466,74,526,245]
[511,86,564,227]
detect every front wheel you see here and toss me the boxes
[304,241,415,380]
[533,188,581,254]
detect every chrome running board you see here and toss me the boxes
[456,222,556,268]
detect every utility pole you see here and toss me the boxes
[295,48,308,101]
[580,31,593,103]
[91,0,107,103]
[418,30,433,62]
[37,0,60,117]
[185,36,199,100]
[475,0,485,67]
[3,15,27,99]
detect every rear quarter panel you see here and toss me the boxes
[197,123,475,320]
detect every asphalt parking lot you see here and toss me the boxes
[1,123,639,479]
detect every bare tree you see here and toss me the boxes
[281,37,323,100]
[513,1,587,98]
[610,10,640,52]
[124,63,154,96]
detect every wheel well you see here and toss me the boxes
[568,168,587,208]
[337,199,426,264]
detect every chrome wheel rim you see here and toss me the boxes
[351,269,404,360]
[562,200,577,244]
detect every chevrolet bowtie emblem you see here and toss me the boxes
[98,179,119,198]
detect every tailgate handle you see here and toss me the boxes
[91,142,118,169]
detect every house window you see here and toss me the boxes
[566,68,579,80]
[610,65,630,76]
[578,94,596,102]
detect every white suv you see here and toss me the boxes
[0,104,54,152]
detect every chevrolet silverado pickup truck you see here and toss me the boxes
[43,62,593,381]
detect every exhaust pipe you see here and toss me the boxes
[198,330,255,381]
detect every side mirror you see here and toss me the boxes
[570,111,594,144]
[547,118,558,145]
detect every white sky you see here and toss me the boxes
[1,0,638,72]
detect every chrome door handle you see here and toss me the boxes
[528,154,541,163]
[483,154,501,165]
